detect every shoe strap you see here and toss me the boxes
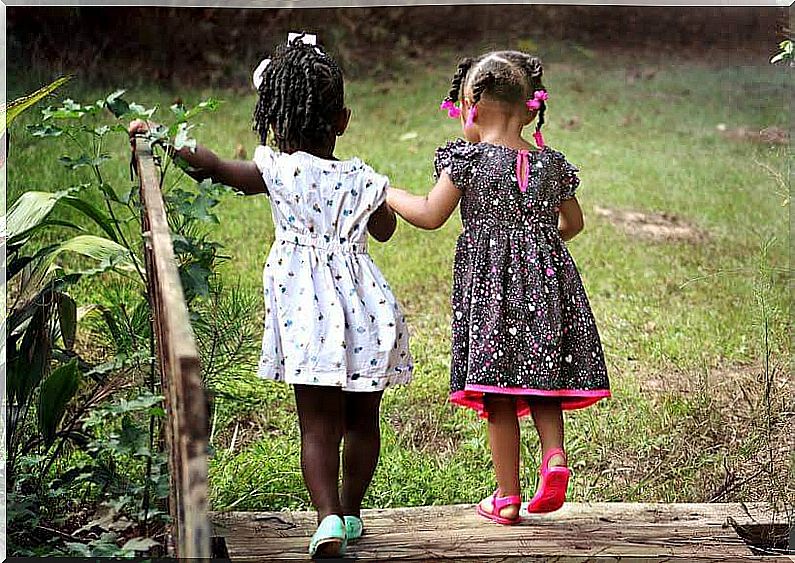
[493,489,522,510]
[541,447,567,474]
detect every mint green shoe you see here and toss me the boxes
[308,515,347,558]
[344,515,363,541]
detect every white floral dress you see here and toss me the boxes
[253,146,413,392]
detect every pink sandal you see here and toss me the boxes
[476,488,522,525]
[527,447,570,513]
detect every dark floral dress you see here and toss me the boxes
[435,139,609,418]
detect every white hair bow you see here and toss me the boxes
[252,32,319,90]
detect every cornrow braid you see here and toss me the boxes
[445,57,475,104]
[470,71,496,105]
[253,35,344,153]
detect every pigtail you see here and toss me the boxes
[522,56,546,132]
[446,57,474,104]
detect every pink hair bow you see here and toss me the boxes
[440,99,462,119]
[526,90,549,111]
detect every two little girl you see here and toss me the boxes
[130,35,610,558]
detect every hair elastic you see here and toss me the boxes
[440,99,461,118]
[253,32,322,90]
[465,103,478,128]
[253,58,271,90]
[526,89,549,111]
[533,130,545,148]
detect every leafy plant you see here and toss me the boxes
[770,39,793,65]
[8,85,260,556]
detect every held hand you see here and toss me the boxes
[128,118,154,138]
[128,119,159,153]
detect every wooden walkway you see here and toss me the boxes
[210,502,789,562]
[133,135,790,562]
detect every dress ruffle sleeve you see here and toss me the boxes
[433,139,480,190]
[548,148,581,201]
[252,144,279,193]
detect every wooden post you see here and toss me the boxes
[135,137,211,560]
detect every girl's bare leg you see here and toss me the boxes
[294,385,345,522]
[481,394,521,519]
[529,398,566,467]
[341,390,384,518]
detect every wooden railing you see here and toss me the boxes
[134,137,211,559]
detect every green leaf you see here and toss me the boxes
[43,98,100,121]
[58,153,111,170]
[27,123,64,138]
[180,262,213,300]
[184,98,220,120]
[6,187,81,241]
[38,360,81,446]
[1,76,71,137]
[57,294,78,349]
[173,122,196,152]
[119,415,149,456]
[127,102,156,120]
[10,306,52,406]
[104,89,130,118]
[66,542,92,557]
[170,103,187,121]
[9,219,84,248]
[60,196,119,242]
[26,234,135,279]
[121,537,160,554]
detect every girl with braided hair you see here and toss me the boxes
[389,51,609,525]
[130,34,412,557]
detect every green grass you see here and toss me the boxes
[7,45,791,511]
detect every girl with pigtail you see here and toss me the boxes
[389,51,610,524]
[130,34,413,558]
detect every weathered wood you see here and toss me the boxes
[211,503,789,562]
[135,137,211,560]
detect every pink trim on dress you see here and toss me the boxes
[450,386,611,419]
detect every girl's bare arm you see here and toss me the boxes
[386,172,461,230]
[367,201,397,242]
[558,197,584,241]
[129,119,267,195]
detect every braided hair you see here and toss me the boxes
[443,51,547,134]
[253,34,345,153]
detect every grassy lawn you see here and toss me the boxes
[8,44,791,512]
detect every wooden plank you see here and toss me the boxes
[210,503,787,562]
[135,137,211,560]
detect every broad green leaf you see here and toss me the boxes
[173,122,196,152]
[98,182,121,203]
[170,103,187,121]
[127,103,156,120]
[13,306,52,406]
[58,153,111,170]
[184,98,220,120]
[57,294,77,349]
[104,90,130,118]
[38,359,81,446]
[1,76,71,137]
[6,187,81,240]
[66,542,92,557]
[18,236,134,288]
[61,196,119,242]
[42,99,100,121]
[9,219,83,247]
[27,123,64,138]
[48,235,132,271]
[121,537,160,554]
